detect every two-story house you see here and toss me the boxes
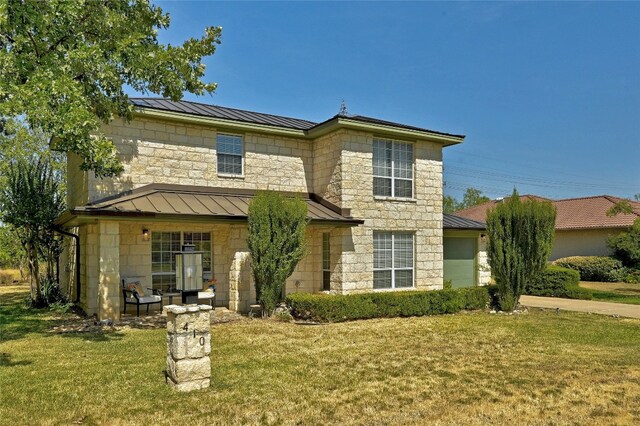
[57,98,482,320]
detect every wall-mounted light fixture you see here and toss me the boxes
[142,228,150,241]
[480,233,487,243]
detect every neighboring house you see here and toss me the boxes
[454,195,640,260]
[56,98,475,320]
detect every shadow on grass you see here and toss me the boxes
[0,289,68,343]
[0,352,32,367]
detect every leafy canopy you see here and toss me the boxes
[247,192,308,316]
[443,187,490,214]
[0,0,221,177]
[486,189,556,311]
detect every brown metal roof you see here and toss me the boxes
[443,214,486,230]
[454,195,640,231]
[129,98,466,139]
[69,184,363,226]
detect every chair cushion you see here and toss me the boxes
[137,295,162,304]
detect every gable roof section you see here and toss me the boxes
[57,184,364,227]
[128,98,465,144]
[443,214,486,230]
[454,195,640,231]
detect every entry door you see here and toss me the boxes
[443,237,477,288]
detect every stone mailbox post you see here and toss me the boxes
[165,304,212,391]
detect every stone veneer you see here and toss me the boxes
[62,113,460,318]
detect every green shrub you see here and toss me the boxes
[285,287,490,323]
[525,266,592,300]
[443,279,453,290]
[553,256,626,282]
[607,218,640,268]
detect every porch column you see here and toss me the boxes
[98,221,121,320]
[229,251,251,312]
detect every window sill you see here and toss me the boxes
[218,173,245,179]
[372,287,417,292]
[373,196,417,203]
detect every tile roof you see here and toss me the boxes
[454,195,640,230]
[443,214,486,230]
[69,184,363,226]
[128,98,465,138]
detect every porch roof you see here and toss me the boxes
[56,184,364,227]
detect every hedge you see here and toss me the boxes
[525,265,592,300]
[553,256,626,282]
[285,287,490,323]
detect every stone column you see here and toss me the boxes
[165,304,212,392]
[98,221,120,320]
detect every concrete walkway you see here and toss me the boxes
[520,295,640,319]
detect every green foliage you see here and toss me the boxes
[286,287,490,323]
[486,189,556,311]
[443,187,491,213]
[554,256,628,282]
[607,218,640,269]
[0,226,25,270]
[525,266,592,300]
[606,200,634,217]
[443,279,453,290]
[247,192,308,316]
[0,0,221,177]
[0,157,65,305]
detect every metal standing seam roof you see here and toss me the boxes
[443,214,486,230]
[128,98,466,139]
[71,184,364,225]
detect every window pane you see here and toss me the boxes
[394,179,413,198]
[374,270,392,289]
[373,177,392,197]
[322,233,330,271]
[322,271,331,291]
[395,270,413,288]
[393,143,413,179]
[373,139,392,177]
[394,234,413,268]
[373,232,392,269]
[217,153,242,175]
[217,134,243,155]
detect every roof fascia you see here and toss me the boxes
[307,117,465,146]
[134,108,465,145]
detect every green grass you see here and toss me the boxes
[580,281,640,305]
[1,284,640,425]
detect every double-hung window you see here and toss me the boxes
[373,139,413,198]
[217,134,243,175]
[151,231,212,292]
[373,231,414,289]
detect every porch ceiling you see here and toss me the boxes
[57,184,364,227]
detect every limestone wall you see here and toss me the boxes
[68,117,314,207]
[334,130,444,292]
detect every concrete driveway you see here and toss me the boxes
[520,295,640,319]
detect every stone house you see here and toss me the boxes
[57,98,486,320]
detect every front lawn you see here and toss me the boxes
[1,284,639,425]
[580,281,640,305]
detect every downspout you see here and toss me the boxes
[53,227,81,303]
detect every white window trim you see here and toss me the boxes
[373,232,415,290]
[372,138,414,199]
[216,133,245,177]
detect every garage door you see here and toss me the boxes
[444,237,476,288]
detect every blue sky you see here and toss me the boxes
[139,1,640,201]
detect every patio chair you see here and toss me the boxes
[121,277,163,316]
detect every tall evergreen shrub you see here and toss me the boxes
[247,191,308,316]
[486,189,556,311]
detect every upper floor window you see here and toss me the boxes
[372,139,413,198]
[217,134,243,176]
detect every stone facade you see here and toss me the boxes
[61,107,468,319]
